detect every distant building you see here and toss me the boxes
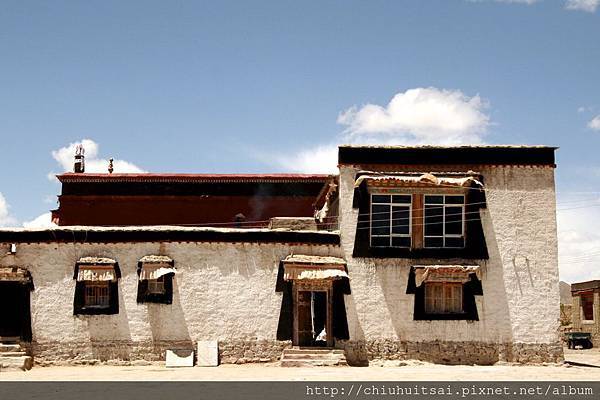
[0,145,562,368]
[571,280,600,347]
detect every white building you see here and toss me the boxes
[0,145,562,367]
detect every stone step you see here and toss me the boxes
[282,352,346,360]
[0,356,33,371]
[0,344,22,353]
[281,358,348,367]
[0,337,20,344]
[283,348,345,355]
[280,348,348,367]
[0,351,27,357]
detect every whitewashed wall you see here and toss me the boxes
[338,164,561,348]
[0,241,340,351]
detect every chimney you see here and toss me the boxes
[74,144,85,173]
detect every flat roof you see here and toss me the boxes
[338,145,557,166]
[571,280,600,292]
[0,226,340,245]
[57,173,334,183]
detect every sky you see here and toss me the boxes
[0,0,599,282]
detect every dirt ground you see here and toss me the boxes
[1,348,598,381]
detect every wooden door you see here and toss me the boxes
[0,282,24,339]
[296,290,313,346]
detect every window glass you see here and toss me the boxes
[147,276,165,295]
[370,193,411,248]
[391,206,410,235]
[424,205,443,236]
[84,282,110,308]
[445,195,465,205]
[371,204,390,236]
[445,206,463,235]
[372,194,391,203]
[425,195,444,204]
[424,195,465,248]
[393,195,412,204]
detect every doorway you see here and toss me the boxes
[293,283,333,347]
[0,281,32,342]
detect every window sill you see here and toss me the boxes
[414,313,477,321]
[74,306,117,316]
[357,246,488,259]
[582,320,595,325]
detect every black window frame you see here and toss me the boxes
[406,267,483,321]
[73,262,121,316]
[136,261,175,304]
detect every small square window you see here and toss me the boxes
[424,282,463,314]
[147,276,166,295]
[84,282,110,308]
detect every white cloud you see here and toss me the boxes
[337,87,490,144]
[279,87,491,173]
[557,200,600,283]
[50,139,145,178]
[276,144,339,174]
[22,212,57,229]
[565,0,599,12]
[588,115,600,131]
[0,193,18,227]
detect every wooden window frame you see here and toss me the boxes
[146,275,166,295]
[423,194,466,249]
[424,282,463,314]
[84,281,110,309]
[369,193,412,248]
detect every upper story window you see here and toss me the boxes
[424,195,465,248]
[370,194,412,248]
[352,172,488,259]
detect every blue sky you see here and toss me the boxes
[0,0,599,281]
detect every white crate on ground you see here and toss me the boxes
[197,340,219,367]
[165,349,194,367]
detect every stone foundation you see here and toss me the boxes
[30,339,291,366]
[340,340,564,366]
[30,339,563,366]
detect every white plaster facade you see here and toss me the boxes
[0,240,341,364]
[0,146,563,365]
[337,163,562,363]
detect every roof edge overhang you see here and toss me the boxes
[56,173,336,184]
[0,226,340,245]
[338,145,558,167]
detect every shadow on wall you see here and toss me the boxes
[147,279,193,359]
[340,292,368,366]
[373,209,515,365]
[86,283,133,361]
